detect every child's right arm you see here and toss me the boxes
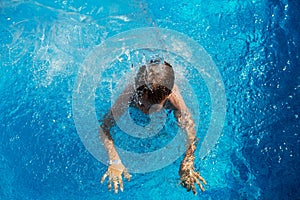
[99,84,134,193]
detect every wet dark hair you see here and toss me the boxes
[134,60,175,104]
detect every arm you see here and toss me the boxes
[168,85,196,144]
[168,85,197,164]
[100,84,133,161]
[99,84,133,193]
[168,85,206,194]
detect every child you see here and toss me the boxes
[99,59,206,195]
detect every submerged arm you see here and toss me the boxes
[168,85,206,194]
[168,85,197,156]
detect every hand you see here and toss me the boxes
[179,161,206,195]
[101,162,131,193]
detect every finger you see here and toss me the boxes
[123,169,131,181]
[186,184,191,192]
[101,172,108,184]
[118,175,124,192]
[180,181,186,187]
[195,178,205,192]
[113,177,119,193]
[108,177,112,191]
[183,178,191,191]
[195,172,207,185]
[191,184,197,195]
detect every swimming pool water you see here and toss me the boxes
[1,0,299,199]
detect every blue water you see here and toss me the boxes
[1,0,299,199]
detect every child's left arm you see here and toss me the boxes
[168,85,206,195]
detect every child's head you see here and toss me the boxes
[134,60,175,105]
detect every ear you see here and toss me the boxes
[164,61,172,68]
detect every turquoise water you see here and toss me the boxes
[1,0,299,199]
